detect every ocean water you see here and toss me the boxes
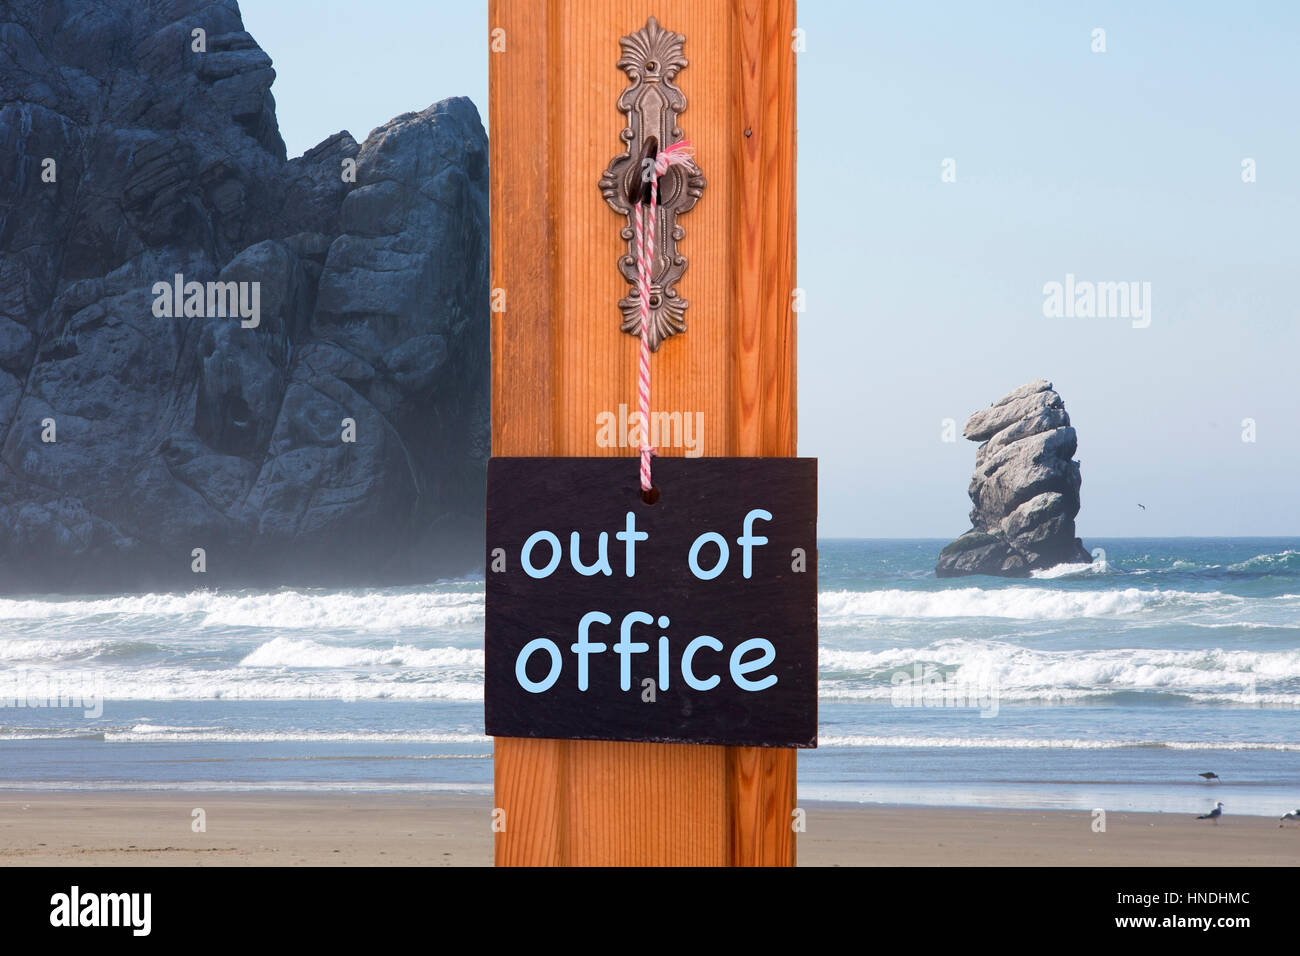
[2,538,1298,817]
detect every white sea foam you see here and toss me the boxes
[818,734,1300,751]
[1228,550,1300,572]
[106,726,491,744]
[818,639,1300,697]
[0,669,483,702]
[1030,561,1106,579]
[0,576,1292,706]
[818,647,930,670]
[0,638,113,661]
[817,683,1300,705]
[238,637,483,669]
[1,636,1293,703]
[818,684,1110,702]
[819,586,1234,620]
[0,588,484,631]
[119,724,213,733]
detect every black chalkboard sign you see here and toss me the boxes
[485,457,817,747]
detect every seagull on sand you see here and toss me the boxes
[1198,771,1220,782]
[1197,802,1224,823]
[1280,809,1300,827]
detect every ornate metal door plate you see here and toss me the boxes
[599,16,706,351]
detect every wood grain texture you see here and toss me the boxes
[727,0,799,868]
[490,0,564,866]
[490,0,798,866]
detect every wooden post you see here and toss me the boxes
[489,0,798,866]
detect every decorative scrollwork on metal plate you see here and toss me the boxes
[599,16,705,351]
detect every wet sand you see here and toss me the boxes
[1,793,1296,866]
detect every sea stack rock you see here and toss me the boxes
[0,0,488,591]
[935,380,1091,578]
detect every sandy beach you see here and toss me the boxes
[1,793,1296,866]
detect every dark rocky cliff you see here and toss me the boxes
[936,380,1091,578]
[0,0,489,591]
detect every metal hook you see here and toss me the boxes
[627,135,659,205]
[599,17,705,351]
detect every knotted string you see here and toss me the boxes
[632,139,694,496]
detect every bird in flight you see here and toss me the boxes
[1197,801,1224,823]
[1198,771,1220,782]
[1280,809,1300,827]
[1137,503,1146,510]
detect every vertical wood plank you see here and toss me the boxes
[489,0,566,867]
[727,0,799,867]
[490,0,798,866]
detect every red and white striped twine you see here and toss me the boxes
[633,139,694,495]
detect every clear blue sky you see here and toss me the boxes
[240,1,1299,538]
